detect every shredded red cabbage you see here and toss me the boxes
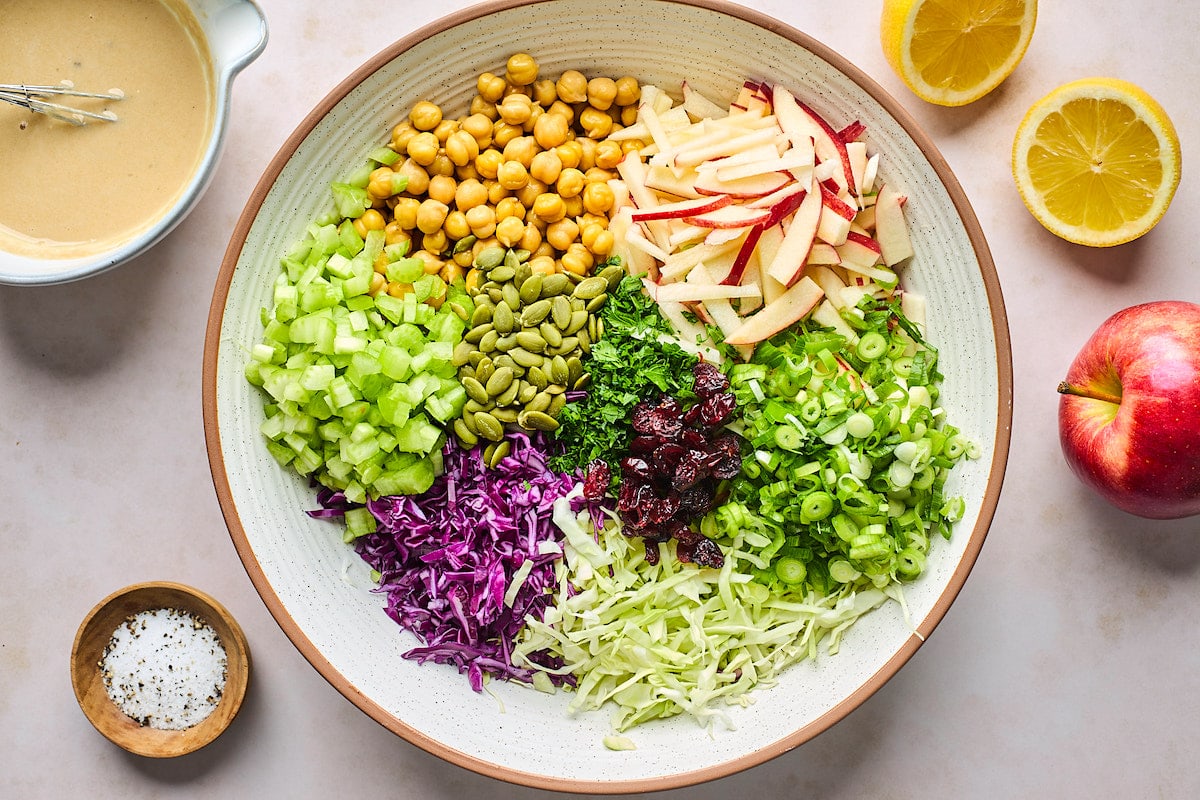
[312,432,598,692]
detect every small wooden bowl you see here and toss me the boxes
[71,581,251,757]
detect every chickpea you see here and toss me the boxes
[464,267,484,294]
[555,167,585,198]
[491,120,523,148]
[561,243,592,275]
[384,220,411,246]
[395,158,430,196]
[497,92,533,126]
[422,229,448,254]
[469,95,499,120]
[477,72,507,103]
[426,174,457,206]
[387,281,414,298]
[505,53,539,86]
[584,166,616,184]
[454,177,488,212]
[531,192,566,224]
[527,255,557,276]
[555,69,588,104]
[406,131,440,166]
[427,152,455,178]
[352,208,387,239]
[461,112,493,142]
[533,241,557,260]
[368,271,388,297]
[586,77,618,111]
[474,149,503,180]
[577,212,609,230]
[465,204,496,238]
[496,159,529,191]
[576,137,598,171]
[522,103,544,134]
[452,249,474,268]
[621,139,645,156]
[409,100,443,131]
[445,130,480,167]
[531,78,558,107]
[614,76,640,106]
[432,118,458,143]
[440,260,464,286]
[486,179,509,205]
[619,104,639,127]
[443,209,471,241]
[472,236,499,260]
[392,197,421,230]
[545,217,579,250]
[579,106,613,139]
[367,166,400,200]
[502,82,531,99]
[515,178,547,209]
[495,215,526,247]
[529,149,563,184]
[390,121,418,153]
[555,139,583,170]
[495,196,526,222]
[594,139,624,170]
[582,181,616,215]
[533,112,570,150]
[413,249,444,273]
[415,199,449,235]
[455,162,480,182]
[507,136,544,169]
[563,195,584,218]
[518,223,542,253]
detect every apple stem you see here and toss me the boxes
[1057,381,1122,405]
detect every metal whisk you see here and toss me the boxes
[0,82,124,125]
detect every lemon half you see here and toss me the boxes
[881,0,1038,107]
[1012,78,1181,247]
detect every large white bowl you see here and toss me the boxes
[203,0,1012,791]
[0,0,267,286]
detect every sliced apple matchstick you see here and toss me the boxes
[607,77,919,355]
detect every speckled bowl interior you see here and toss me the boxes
[0,0,267,286]
[203,0,1012,791]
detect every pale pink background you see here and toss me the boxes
[2,1,1197,797]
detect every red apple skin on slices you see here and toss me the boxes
[1057,301,1200,519]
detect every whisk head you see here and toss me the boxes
[0,81,124,126]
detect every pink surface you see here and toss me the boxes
[2,1,1199,797]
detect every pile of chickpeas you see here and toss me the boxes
[354,53,646,301]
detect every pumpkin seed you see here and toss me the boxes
[492,301,515,333]
[517,381,538,404]
[449,301,469,321]
[551,295,572,328]
[509,347,543,369]
[453,418,478,447]
[599,264,625,290]
[540,272,570,297]
[475,357,495,385]
[566,356,583,385]
[467,351,485,368]
[549,355,569,384]
[474,411,504,441]
[573,372,592,391]
[501,283,521,310]
[564,310,588,335]
[478,329,499,353]
[495,333,517,352]
[488,264,516,283]
[539,322,563,348]
[521,299,552,326]
[585,293,608,313]
[572,275,608,300]
[548,392,567,417]
[519,409,560,431]
[452,340,474,367]
[475,246,505,270]
[491,407,519,423]
[462,376,489,405]
[515,331,546,352]
[487,440,511,468]
[464,322,493,344]
[503,248,521,270]
[519,274,544,304]
[485,366,515,397]
[464,397,489,414]
[526,391,552,414]
[495,381,520,407]
[453,234,477,255]
[526,365,549,390]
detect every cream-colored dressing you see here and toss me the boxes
[0,0,214,259]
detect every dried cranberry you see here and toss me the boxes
[618,479,654,511]
[582,459,611,500]
[645,491,682,524]
[680,428,708,450]
[619,456,654,483]
[632,396,683,439]
[694,392,737,428]
[710,454,742,481]
[629,435,658,455]
[690,536,725,568]
[710,432,742,460]
[651,442,686,473]
[692,361,729,398]
[678,482,716,516]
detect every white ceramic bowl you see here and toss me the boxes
[0,0,268,286]
[204,0,1012,791]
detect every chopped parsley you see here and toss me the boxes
[548,274,697,473]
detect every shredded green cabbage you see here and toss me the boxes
[512,490,895,732]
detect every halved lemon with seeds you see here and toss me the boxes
[1012,78,1181,247]
[881,0,1037,106]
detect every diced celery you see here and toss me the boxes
[386,257,425,284]
[330,182,370,219]
[343,507,378,541]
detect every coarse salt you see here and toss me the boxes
[99,607,227,731]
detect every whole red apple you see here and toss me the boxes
[1057,300,1200,519]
